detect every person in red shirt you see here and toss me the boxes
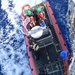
[36,7,45,19]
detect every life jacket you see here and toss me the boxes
[30,42,39,51]
[33,43,39,51]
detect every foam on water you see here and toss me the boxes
[0,0,45,75]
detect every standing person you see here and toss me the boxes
[36,7,45,19]
[36,7,49,27]
[26,10,36,30]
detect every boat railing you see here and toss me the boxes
[36,35,53,48]
[55,43,62,52]
[38,42,54,49]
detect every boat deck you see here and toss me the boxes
[22,2,69,75]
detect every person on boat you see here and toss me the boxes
[36,7,45,19]
[29,38,39,51]
[26,17,36,31]
[26,10,36,21]
[38,19,46,29]
[26,10,36,31]
[36,7,49,27]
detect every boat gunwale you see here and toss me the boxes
[22,1,70,75]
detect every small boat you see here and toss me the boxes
[21,1,71,75]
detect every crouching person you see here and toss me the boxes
[29,38,39,51]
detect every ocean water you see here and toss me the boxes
[0,0,71,75]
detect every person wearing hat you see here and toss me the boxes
[36,7,49,27]
[29,38,39,51]
[26,10,36,31]
[36,7,45,19]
